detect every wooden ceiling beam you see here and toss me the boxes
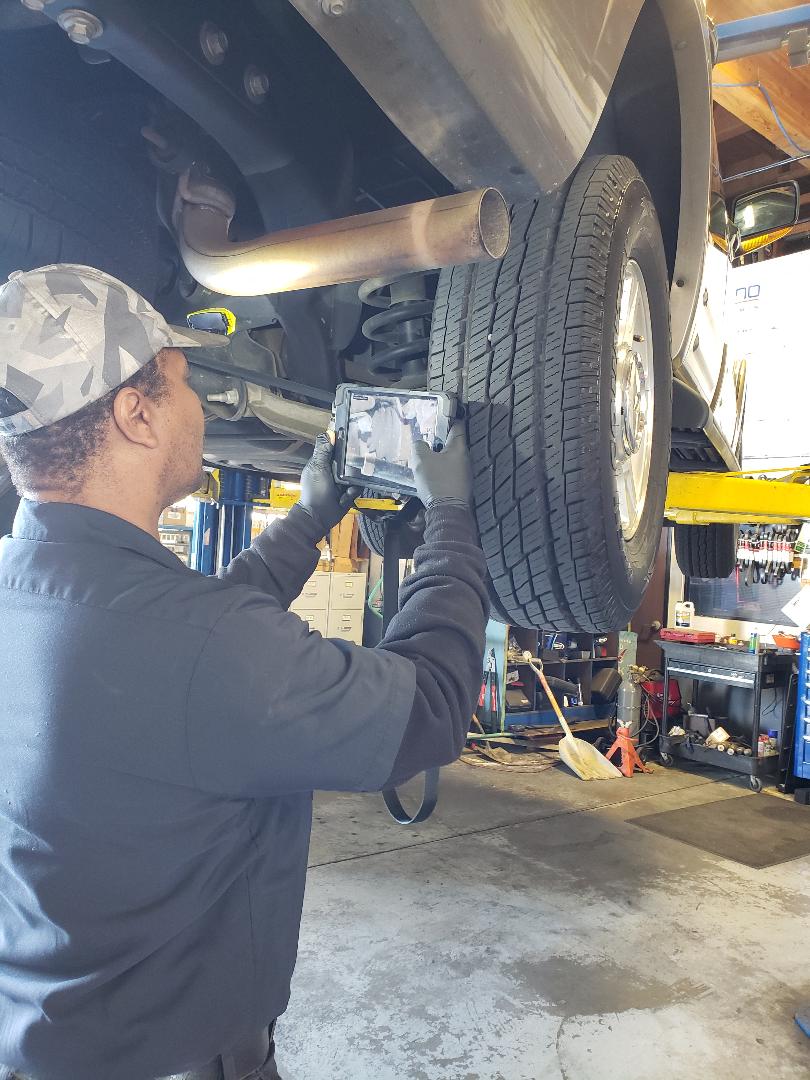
[709,1,810,173]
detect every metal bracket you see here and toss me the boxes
[713,5,810,65]
[786,27,810,68]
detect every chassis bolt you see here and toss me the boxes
[200,21,228,66]
[56,8,104,44]
[207,390,240,406]
[243,65,270,103]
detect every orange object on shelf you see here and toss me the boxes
[773,633,800,651]
[605,725,653,778]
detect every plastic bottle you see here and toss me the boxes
[675,601,694,628]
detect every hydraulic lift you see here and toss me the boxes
[190,463,810,575]
[665,464,810,526]
[190,469,269,575]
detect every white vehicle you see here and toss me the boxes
[0,0,804,629]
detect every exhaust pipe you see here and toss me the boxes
[174,170,510,297]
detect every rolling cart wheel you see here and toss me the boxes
[659,752,674,768]
[749,776,763,793]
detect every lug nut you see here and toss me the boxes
[200,21,228,66]
[243,65,270,103]
[56,8,104,45]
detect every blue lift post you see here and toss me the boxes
[191,501,219,576]
[191,469,269,574]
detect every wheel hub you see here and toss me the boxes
[613,259,654,541]
[616,347,647,459]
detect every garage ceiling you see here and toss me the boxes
[709,0,810,198]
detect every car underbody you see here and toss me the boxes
[0,0,776,629]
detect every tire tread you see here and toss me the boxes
[429,156,669,630]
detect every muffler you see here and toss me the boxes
[174,169,510,297]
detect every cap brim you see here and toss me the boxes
[166,324,231,349]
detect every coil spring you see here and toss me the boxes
[358,272,434,387]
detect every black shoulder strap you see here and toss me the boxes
[380,516,440,825]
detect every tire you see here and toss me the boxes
[358,500,425,559]
[0,103,158,529]
[428,155,672,631]
[0,470,16,536]
[749,776,763,793]
[659,752,674,768]
[0,103,157,298]
[674,522,738,579]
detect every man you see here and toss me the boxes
[0,265,488,1080]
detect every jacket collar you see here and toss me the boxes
[11,499,187,572]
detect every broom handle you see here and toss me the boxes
[528,659,574,739]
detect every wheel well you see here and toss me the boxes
[587,0,681,282]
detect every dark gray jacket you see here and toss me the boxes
[0,499,487,1080]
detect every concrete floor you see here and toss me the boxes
[278,761,810,1080]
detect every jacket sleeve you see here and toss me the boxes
[184,503,488,798]
[216,503,323,609]
[377,503,489,786]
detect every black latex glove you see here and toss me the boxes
[298,433,360,535]
[411,422,473,510]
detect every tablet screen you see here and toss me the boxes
[343,389,442,495]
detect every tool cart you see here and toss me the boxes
[658,639,794,791]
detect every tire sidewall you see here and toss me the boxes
[0,477,19,536]
[598,175,672,615]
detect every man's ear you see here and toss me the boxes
[111,384,161,449]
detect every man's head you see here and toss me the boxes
[1,347,206,505]
[0,264,227,511]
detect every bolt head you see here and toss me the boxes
[243,65,270,103]
[200,21,228,65]
[321,0,349,14]
[57,8,104,45]
[207,390,240,406]
[20,0,51,12]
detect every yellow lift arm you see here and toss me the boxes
[665,465,810,526]
[202,467,810,527]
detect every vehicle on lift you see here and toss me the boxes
[0,0,802,629]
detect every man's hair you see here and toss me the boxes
[0,353,169,497]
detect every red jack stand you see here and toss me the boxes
[606,725,652,777]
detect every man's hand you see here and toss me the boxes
[298,432,359,535]
[411,423,473,510]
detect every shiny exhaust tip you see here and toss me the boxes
[175,172,512,297]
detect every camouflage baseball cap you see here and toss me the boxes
[0,264,228,436]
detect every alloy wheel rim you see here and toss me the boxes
[613,258,654,540]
